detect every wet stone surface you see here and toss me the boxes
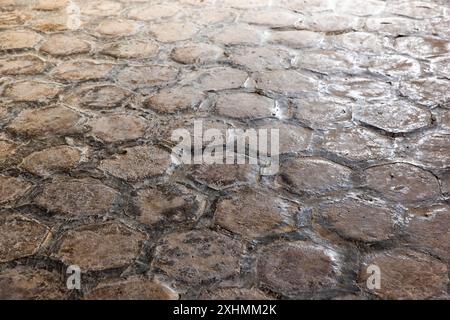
[1,0,449,300]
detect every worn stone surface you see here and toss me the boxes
[365,163,441,203]
[54,222,147,271]
[257,241,340,296]
[0,176,32,204]
[152,230,244,286]
[36,178,119,216]
[21,146,81,177]
[85,277,179,300]
[214,188,297,239]
[359,249,448,299]
[0,266,67,300]
[1,0,450,300]
[0,214,50,262]
[99,145,171,181]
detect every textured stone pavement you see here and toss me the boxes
[0,0,449,300]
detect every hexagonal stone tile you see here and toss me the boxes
[328,32,385,54]
[53,222,147,271]
[315,196,397,242]
[407,133,450,169]
[192,67,248,91]
[117,65,178,89]
[326,77,395,101]
[21,146,81,177]
[171,43,224,65]
[85,277,179,300]
[359,249,448,299]
[88,115,147,143]
[280,0,334,13]
[0,214,50,262]
[35,178,119,216]
[405,205,450,261]
[99,145,171,181]
[364,55,421,79]
[152,230,244,285]
[295,13,359,32]
[0,55,46,75]
[394,36,449,59]
[278,157,353,195]
[148,22,199,42]
[51,60,114,82]
[229,46,292,71]
[365,17,431,36]
[39,34,91,56]
[268,30,324,49]
[0,176,32,205]
[145,86,205,114]
[2,81,62,102]
[64,84,131,109]
[240,9,301,28]
[80,0,122,16]
[257,241,340,296]
[254,70,318,96]
[320,127,392,162]
[133,184,206,226]
[292,97,351,130]
[365,163,441,203]
[0,266,67,300]
[211,24,263,46]
[0,29,42,50]
[399,78,450,108]
[296,50,356,75]
[190,163,257,190]
[353,101,431,133]
[101,40,159,59]
[214,188,297,239]
[8,106,82,137]
[215,93,276,120]
[199,287,272,300]
[126,3,179,21]
[95,19,139,37]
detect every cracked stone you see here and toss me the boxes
[255,70,318,96]
[240,9,300,28]
[101,40,159,59]
[65,84,131,109]
[320,127,392,162]
[81,0,122,16]
[278,157,353,195]
[364,55,421,79]
[145,86,205,114]
[365,17,431,36]
[329,32,385,54]
[8,106,82,137]
[193,67,248,91]
[431,56,450,78]
[95,19,139,37]
[21,146,81,177]
[152,230,244,286]
[171,43,224,65]
[359,249,448,299]
[257,122,313,154]
[394,36,449,59]
[315,196,397,242]
[99,145,171,181]
[35,178,119,215]
[117,65,178,89]
[0,55,46,75]
[51,60,114,81]
[0,139,16,162]
[54,222,147,271]
[0,29,42,50]
[3,81,62,102]
[0,176,32,205]
[85,277,179,300]
[326,78,395,101]
[257,241,340,296]
[399,78,450,108]
[134,185,206,226]
[353,101,432,133]
[0,214,50,262]
[39,34,91,56]
[216,93,276,119]
[0,266,67,300]
[89,115,147,143]
[148,22,199,42]
[126,4,179,21]
[214,189,297,239]
[190,164,256,190]
[408,133,450,168]
[405,205,450,261]
[268,30,324,49]
[365,163,441,203]
[295,13,359,32]
[229,46,292,71]
[211,24,262,46]
[296,50,356,75]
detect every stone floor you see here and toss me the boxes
[0,0,449,300]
